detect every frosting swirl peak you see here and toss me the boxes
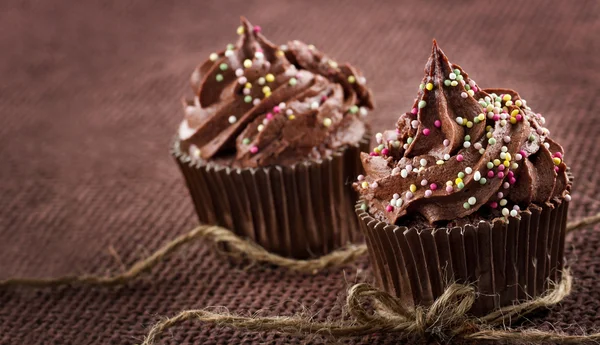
[179,17,373,167]
[355,41,569,225]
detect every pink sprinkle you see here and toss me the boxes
[423,128,431,136]
[406,164,413,172]
[424,190,433,198]
[370,152,379,157]
[516,114,523,121]
[554,152,563,159]
[266,113,274,120]
[489,201,498,209]
[498,164,505,171]
[321,95,328,102]
[381,148,389,156]
[386,205,394,212]
[250,146,259,154]
[446,185,453,193]
[509,177,517,184]
[411,108,418,115]
[519,150,527,158]
[497,171,505,179]
[472,87,478,92]
[487,170,495,178]
[371,182,378,188]
[493,115,500,121]
[507,171,514,177]
[273,106,280,113]
[434,120,442,128]
[430,183,438,191]
[253,25,262,33]
[443,139,450,147]
[406,191,414,199]
[396,129,401,134]
[554,166,559,172]
[457,154,464,162]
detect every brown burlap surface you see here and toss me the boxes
[1,1,599,344]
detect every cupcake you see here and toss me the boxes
[173,18,374,258]
[354,41,572,315]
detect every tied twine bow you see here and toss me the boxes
[142,270,600,344]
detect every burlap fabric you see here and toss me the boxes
[1,1,598,344]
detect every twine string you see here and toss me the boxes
[141,269,600,345]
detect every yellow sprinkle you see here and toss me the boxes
[446,181,454,186]
[515,100,523,107]
[374,147,381,153]
[436,160,444,165]
[323,118,332,127]
[455,177,463,185]
[503,160,510,167]
[553,157,562,165]
[276,50,285,57]
[237,26,244,35]
[262,86,271,94]
[426,83,434,90]
[361,182,369,189]
[503,94,511,102]
[209,53,219,61]
[264,91,271,98]
[493,159,501,166]
[466,121,473,128]
[467,90,475,96]
[244,82,252,89]
[505,100,513,107]
[328,60,339,68]
[266,74,275,82]
[348,75,356,83]
[510,117,517,124]
[308,44,316,50]
[486,132,493,139]
[478,114,485,121]
[511,109,520,117]
[486,104,494,112]
[288,114,296,120]
[505,153,512,161]
[410,184,417,193]
[486,125,493,131]
[243,59,252,68]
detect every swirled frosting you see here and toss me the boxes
[178,17,373,168]
[354,41,570,226]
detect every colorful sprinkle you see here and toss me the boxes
[250,146,259,154]
[418,100,427,109]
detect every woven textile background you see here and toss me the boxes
[1,1,599,344]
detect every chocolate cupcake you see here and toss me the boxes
[354,41,572,315]
[173,18,374,258]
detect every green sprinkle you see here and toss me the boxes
[444,80,451,86]
[456,75,464,81]
[219,63,228,71]
[289,78,297,86]
[464,135,471,141]
[226,43,234,50]
[488,138,497,145]
[463,202,471,209]
[457,182,465,189]
[474,117,480,124]
[244,95,252,103]
[418,100,427,109]
[495,97,502,103]
[458,172,465,178]
[450,81,458,86]
[480,178,487,185]
[528,134,536,142]
[349,105,359,114]
[216,74,224,82]
[242,138,251,145]
[465,84,471,91]
[361,203,368,211]
[487,162,494,169]
[419,83,425,89]
[453,69,461,75]
[407,137,413,144]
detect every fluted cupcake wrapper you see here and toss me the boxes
[355,172,573,316]
[172,134,370,259]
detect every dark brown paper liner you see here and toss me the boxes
[355,172,574,316]
[172,134,370,259]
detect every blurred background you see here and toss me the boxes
[1,1,599,344]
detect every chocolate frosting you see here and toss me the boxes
[355,41,570,225]
[178,17,373,168]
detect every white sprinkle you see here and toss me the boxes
[371,182,378,188]
[228,115,237,124]
[396,199,404,207]
[286,109,293,115]
[185,106,197,116]
[468,197,476,205]
[257,77,266,85]
[376,133,383,143]
[565,194,572,201]
[225,50,234,57]
[463,142,471,148]
[503,182,510,189]
[474,143,482,150]
[487,112,495,119]
[449,72,457,80]
[497,192,504,198]
[503,136,511,143]
[235,68,244,77]
[443,139,450,147]
[310,101,319,110]
[502,208,510,217]
[461,92,468,98]
[390,199,396,207]
[465,167,473,174]
[411,120,419,129]
[510,210,518,217]
[515,153,523,161]
[357,175,364,181]
[500,113,508,120]
[443,154,450,160]
[238,76,248,85]
[279,102,286,109]
[359,107,368,117]
[420,159,428,167]
[456,117,464,125]
[393,193,400,199]
[406,164,413,172]
[403,144,409,150]
[500,152,507,160]
[474,171,481,181]
[424,190,432,198]
[401,169,408,178]
[243,88,251,95]
[544,142,550,149]
[253,98,261,106]
[469,80,476,87]
[405,191,414,200]
[501,146,508,152]
[255,51,264,60]
[391,167,400,176]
